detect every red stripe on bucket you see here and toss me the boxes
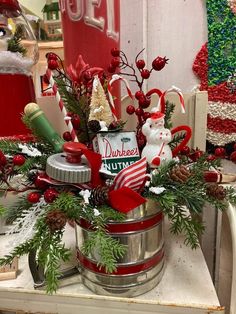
[77,247,164,275]
[78,211,163,234]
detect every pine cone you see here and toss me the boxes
[206,183,226,200]
[89,186,110,206]
[45,210,67,232]
[88,120,101,133]
[169,165,191,183]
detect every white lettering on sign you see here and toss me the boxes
[59,0,119,41]
[106,0,118,41]
[84,0,105,32]
[104,161,135,172]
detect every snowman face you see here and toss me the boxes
[152,118,164,128]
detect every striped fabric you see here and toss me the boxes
[112,157,147,191]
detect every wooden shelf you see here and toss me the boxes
[0,219,224,314]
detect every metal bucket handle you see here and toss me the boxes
[28,249,80,289]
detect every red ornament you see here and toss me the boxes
[180,146,190,155]
[83,71,92,82]
[44,188,59,203]
[126,105,135,115]
[143,112,151,120]
[137,131,146,148]
[135,108,144,116]
[107,64,116,73]
[233,143,236,151]
[27,192,41,204]
[63,131,72,142]
[0,150,7,166]
[135,90,144,100]
[189,150,203,162]
[111,48,120,57]
[152,56,169,71]
[111,57,120,68]
[136,59,145,69]
[46,52,58,61]
[48,59,59,70]
[214,147,226,157]
[207,154,217,162]
[230,151,236,163]
[139,97,151,109]
[71,115,80,130]
[138,95,146,107]
[12,154,25,166]
[141,69,150,79]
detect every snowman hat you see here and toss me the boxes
[150,111,165,121]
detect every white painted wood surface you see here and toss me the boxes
[120,0,207,92]
[0,219,224,314]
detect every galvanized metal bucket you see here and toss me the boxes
[76,199,165,297]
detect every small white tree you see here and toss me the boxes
[89,76,114,126]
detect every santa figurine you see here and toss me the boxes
[141,111,172,167]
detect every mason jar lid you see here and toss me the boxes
[46,153,91,184]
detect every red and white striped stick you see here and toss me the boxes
[153,85,185,114]
[107,74,134,121]
[46,68,79,142]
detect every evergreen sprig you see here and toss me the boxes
[147,158,236,249]
[7,25,27,56]
[164,101,175,129]
[0,140,21,155]
[169,133,186,150]
[82,229,126,273]
[4,196,32,224]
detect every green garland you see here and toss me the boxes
[207,0,236,85]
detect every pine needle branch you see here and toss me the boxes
[7,25,27,56]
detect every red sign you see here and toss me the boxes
[59,0,120,70]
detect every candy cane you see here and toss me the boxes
[155,85,185,114]
[107,74,134,120]
[46,68,79,142]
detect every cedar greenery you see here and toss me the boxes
[7,25,27,56]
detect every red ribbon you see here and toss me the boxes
[77,247,164,275]
[78,211,163,233]
[63,142,103,187]
[109,186,146,213]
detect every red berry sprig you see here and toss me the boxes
[109,48,169,132]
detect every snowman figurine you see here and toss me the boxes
[141,111,172,167]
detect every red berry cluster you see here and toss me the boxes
[0,150,26,168]
[180,146,204,162]
[211,145,236,162]
[46,52,59,71]
[108,48,168,82]
[108,48,169,148]
[63,113,81,142]
[27,187,59,204]
[0,150,27,192]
